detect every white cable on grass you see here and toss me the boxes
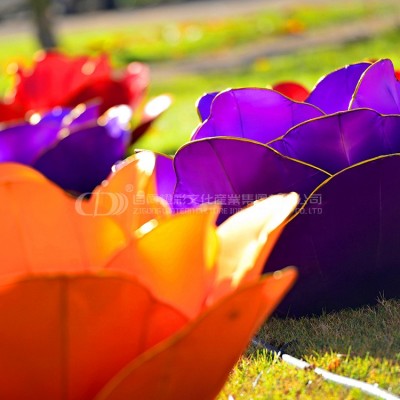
[252,339,400,400]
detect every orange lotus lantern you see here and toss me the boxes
[0,153,298,400]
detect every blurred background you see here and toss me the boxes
[0,0,400,153]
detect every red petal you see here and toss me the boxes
[13,51,111,112]
[273,82,309,102]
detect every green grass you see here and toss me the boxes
[64,0,393,64]
[0,0,396,71]
[218,299,400,399]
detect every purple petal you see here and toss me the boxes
[64,102,101,128]
[350,59,400,114]
[154,152,176,206]
[265,155,400,316]
[40,107,72,124]
[306,62,370,113]
[133,150,176,207]
[192,89,324,143]
[0,116,63,164]
[270,109,400,174]
[34,107,131,194]
[173,138,329,222]
[196,92,219,122]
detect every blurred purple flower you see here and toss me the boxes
[0,52,172,194]
[0,103,132,194]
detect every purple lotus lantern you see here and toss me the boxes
[153,58,400,315]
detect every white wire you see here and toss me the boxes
[252,339,400,400]
[282,353,399,400]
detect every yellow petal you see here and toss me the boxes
[86,152,170,237]
[95,268,297,400]
[212,193,299,302]
[106,204,220,319]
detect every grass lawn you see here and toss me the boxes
[0,5,400,398]
[218,299,400,399]
[61,0,394,64]
[0,0,394,69]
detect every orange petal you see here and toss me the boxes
[95,267,297,400]
[0,163,125,277]
[106,204,220,319]
[0,273,187,400]
[86,152,170,237]
[212,193,299,302]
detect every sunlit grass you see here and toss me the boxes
[0,0,396,72]
[61,0,393,64]
[218,299,400,399]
